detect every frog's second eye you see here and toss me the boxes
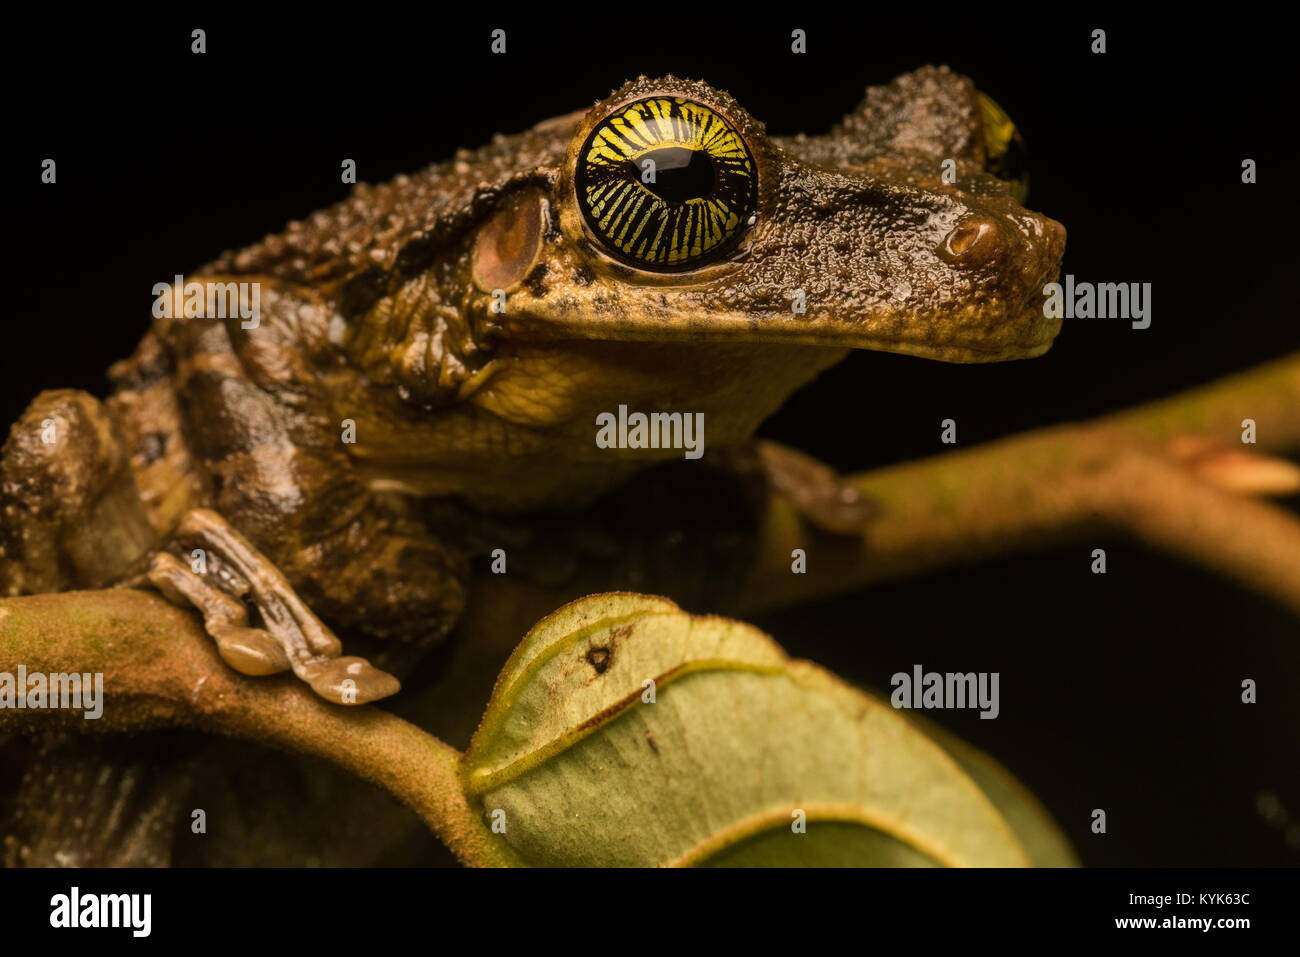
[575,97,758,271]
[976,91,1029,203]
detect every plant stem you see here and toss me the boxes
[0,589,521,867]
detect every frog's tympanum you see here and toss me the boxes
[0,68,1065,704]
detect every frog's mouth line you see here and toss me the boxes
[516,300,1063,364]
[834,303,1066,363]
[739,317,1063,363]
[858,327,1059,363]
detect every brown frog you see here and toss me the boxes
[0,67,1065,705]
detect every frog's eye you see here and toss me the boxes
[575,96,758,271]
[976,91,1029,203]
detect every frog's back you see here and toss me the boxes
[201,120,574,313]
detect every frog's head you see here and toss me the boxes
[472,68,1065,364]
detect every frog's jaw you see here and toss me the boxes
[503,233,1066,364]
[824,302,1063,363]
[507,298,1062,363]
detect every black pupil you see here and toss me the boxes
[634,146,715,204]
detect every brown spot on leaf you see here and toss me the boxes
[586,646,610,674]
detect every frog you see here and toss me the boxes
[0,66,1065,707]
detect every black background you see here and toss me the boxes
[4,11,1297,866]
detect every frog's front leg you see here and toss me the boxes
[149,280,466,701]
[146,511,399,703]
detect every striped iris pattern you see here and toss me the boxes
[575,97,757,270]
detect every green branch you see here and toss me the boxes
[739,352,1300,616]
[0,590,520,867]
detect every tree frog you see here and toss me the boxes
[0,67,1065,704]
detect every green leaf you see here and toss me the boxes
[465,593,1059,867]
[903,714,1079,867]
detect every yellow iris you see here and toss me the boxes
[576,97,757,270]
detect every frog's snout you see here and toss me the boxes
[1017,214,1068,303]
[939,212,1065,268]
[1028,215,1068,287]
[939,211,1067,306]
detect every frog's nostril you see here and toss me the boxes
[947,223,989,254]
[937,216,1002,266]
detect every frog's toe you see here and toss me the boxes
[212,626,292,676]
[304,656,402,706]
[755,440,882,535]
[149,552,289,675]
[151,513,401,705]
